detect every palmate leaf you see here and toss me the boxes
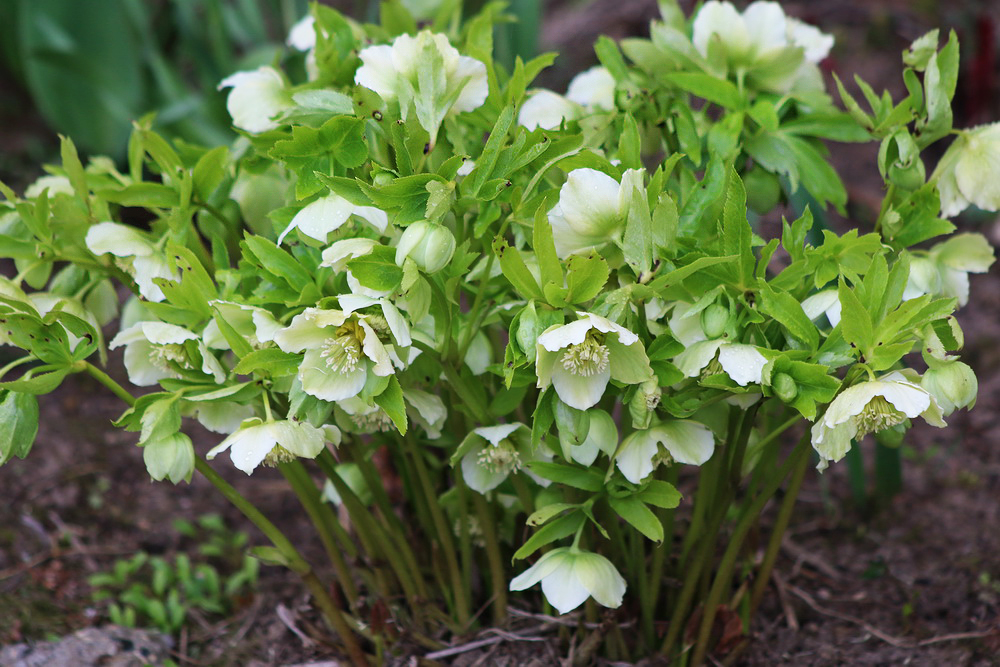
[0,390,39,464]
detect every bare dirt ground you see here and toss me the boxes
[1,1,999,665]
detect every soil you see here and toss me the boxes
[2,1,1000,666]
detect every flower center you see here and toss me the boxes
[149,343,191,372]
[856,395,907,435]
[113,257,135,277]
[476,440,522,476]
[560,335,610,377]
[263,444,297,468]
[350,408,394,432]
[652,443,674,470]
[321,320,365,373]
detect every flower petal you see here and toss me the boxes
[717,343,767,386]
[541,557,591,614]
[551,362,610,411]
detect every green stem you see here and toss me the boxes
[688,438,811,666]
[195,457,369,667]
[81,361,135,406]
[472,492,507,626]
[403,433,471,626]
[749,437,810,615]
[281,461,359,608]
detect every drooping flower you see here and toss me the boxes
[218,66,293,134]
[518,67,615,131]
[85,222,177,302]
[615,420,715,484]
[277,194,388,245]
[921,361,977,416]
[206,417,337,475]
[669,303,768,386]
[109,321,225,387]
[355,30,488,140]
[902,233,995,307]
[320,238,392,299]
[566,66,616,110]
[811,373,945,470]
[548,168,645,258]
[453,423,552,494]
[273,306,406,402]
[518,90,582,131]
[509,547,626,614]
[934,122,1000,217]
[536,312,652,410]
[691,1,832,92]
[203,301,283,351]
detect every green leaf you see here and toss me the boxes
[565,253,609,304]
[0,366,72,395]
[665,72,743,108]
[346,245,403,292]
[97,183,178,208]
[465,105,515,198]
[756,284,819,349]
[838,279,874,355]
[59,135,89,205]
[373,376,407,435]
[319,116,369,168]
[0,391,39,464]
[533,203,563,292]
[493,237,543,301]
[608,495,663,542]
[527,461,604,492]
[242,234,312,289]
[622,172,653,275]
[638,479,681,509]
[525,502,577,527]
[721,168,753,286]
[192,146,229,201]
[618,113,642,170]
[232,348,302,378]
[512,511,585,561]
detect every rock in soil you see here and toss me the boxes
[0,625,173,667]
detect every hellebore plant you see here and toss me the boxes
[0,1,996,665]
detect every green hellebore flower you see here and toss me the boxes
[615,420,715,484]
[536,311,653,411]
[509,547,626,614]
[921,361,977,416]
[935,122,1000,217]
[109,321,225,387]
[394,220,456,274]
[206,417,337,475]
[218,66,293,134]
[811,372,945,471]
[355,30,488,141]
[85,222,177,302]
[453,423,552,494]
[547,168,645,259]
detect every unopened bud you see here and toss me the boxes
[395,220,456,274]
[921,361,977,416]
[888,157,926,191]
[700,303,729,340]
[772,372,798,403]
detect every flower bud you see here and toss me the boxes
[744,167,782,215]
[921,361,977,416]
[554,398,591,447]
[771,372,798,403]
[888,156,926,191]
[700,303,730,339]
[395,220,456,274]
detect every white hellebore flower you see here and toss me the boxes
[273,306,407,402]
[110,321,225,387]
[811,373,945,470]
[615,420,716,484]
[207,417,337,475]
[454,423,552,494]
[548,168,645,258]
[934,122,1000,217]
[692,1,832,92]
[509,547,626,614]
[517,90,582,131]
[902,233,995,307]
[86,222,177,302]
[277,194,388,245]
[536,312,653,411]
[355,30,488,141]
[518,67,615,131]
[670,303,768,386]
[218,66,292,134]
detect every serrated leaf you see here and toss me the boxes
[608,495,663,542]
[373,376,407,435]
[232,348,302,377]
[0,391,39,464]
[638,479,681,509]
[757,284,819,349]
[494,237,543,301]
[527,461,603,491]
[346,246,403,292]
[838,279,874,354]
[512,511,585,561]
[565,253,609,304]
